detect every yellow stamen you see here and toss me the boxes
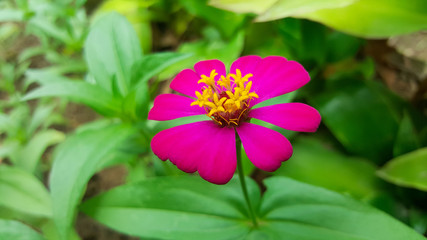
[191,68,258,127]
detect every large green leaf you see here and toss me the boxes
[211,0,427,38]
[94,0,153,53]
[50,123,132,240]
[257,177,424,240]
[378,147,427,191]
[22,80,121,117]
[209,0,356,19]
[84,11,142,96]
[82,176,423,239]
[208,0,277,14]
[275,137,379,199]
[254,0,356,22]
[0,165,51,218]
[312,79,400,162]
[300,0,427,38]
[81,176,260,240]
[0,219,44,240]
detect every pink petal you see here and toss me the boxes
[237,122,292,172]
[148,94,205,121]
[194,59,226,82]
[170,69,201,98]
[249,103,321,132]
[230,55,262,77]
[250,56,310,107]
[151,121,236,184]
[197,124,236,185]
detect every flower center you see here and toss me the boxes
[191,69,259,127]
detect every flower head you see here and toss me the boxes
[149,56,321,184]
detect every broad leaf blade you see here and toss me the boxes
[50,123,132,239]
[274,137,379,199]
[300,0,427,38]
[84,11,142,96]
[81,176,260,240]
[0,219,44,240]
[212,0,427,38]
[208,0,277,14]
[0,165,51,218]
[259,177,425,240]
[312,79,400,163]
[255,0,356,22]
[378,147,427,191]
[22,80,121,117]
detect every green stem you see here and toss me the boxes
[236,133,258,227]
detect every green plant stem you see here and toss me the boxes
[236,134,258,227]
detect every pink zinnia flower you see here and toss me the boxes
[148,56,321,184]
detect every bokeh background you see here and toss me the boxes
[1,0,427,239]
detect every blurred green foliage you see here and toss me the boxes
[1,0,427,239]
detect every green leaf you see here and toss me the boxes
[378,147,427,191]
[258,177,425,240]
[15,129,65,173]
[326,32,364,63]
[84,11,142,97]
[0,9,24,21]
[208,0,277,14]
[0,113,14,134]
[82,176,423,239]
[130,52,191,119]
[210,0,356,21]
[22,80,121,117]
[312,78,400,162]
[28,17,72,44]
[27,104,55,136]
[131,52,191,87]
[159,29,245,79]
[50,123,132,240]
[25,68,72,86]
[275,137,379,199]
[181,0,248,39]
[0,219,44,240]
[254,0,356,22]
[94,0,153,53]
[300,0,427,38]
[81,176,260,240]
[212,0,427,38]
[243,19,298,59]
[393,112,421,157]
[0,165,51,218]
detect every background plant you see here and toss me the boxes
[1,0,426,239]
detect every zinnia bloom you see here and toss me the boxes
[149,56,321,184]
